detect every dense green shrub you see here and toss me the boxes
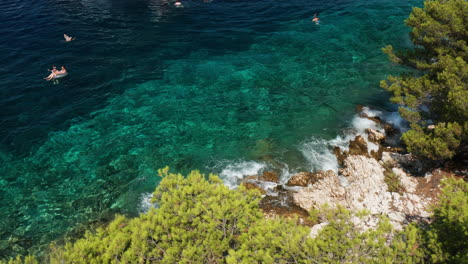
[0,169,468,264]
[381,0,467,160]
[424,177,468,263]
[3,171,466,263]
[47,168,263,263]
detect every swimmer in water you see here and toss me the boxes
[44,66,67,81]
[174,1,183,7]
[312,13,320,24]
[44,65,58,80]
[56,66,67,75]
[64,34,75,42]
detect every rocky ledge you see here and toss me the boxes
[242,107,459,231]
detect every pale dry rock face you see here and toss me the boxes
[392,167,417,193]
[365,128,386,143]
[310,222,329,238]
[293,155,431,230]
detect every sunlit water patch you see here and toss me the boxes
[0,0,420,258]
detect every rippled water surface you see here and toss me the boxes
[0,0,420,258]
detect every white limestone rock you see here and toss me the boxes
[292,155,431,230]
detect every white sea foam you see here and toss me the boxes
[300,107,396,173]
[276,163,296,185]
[381,111,408,133]
[351,116,381,134]
[300,138,340,173]
[212,107,405,190]
[361,106,382,118]
[138,192,155,213]
[218,160,267,189]
[362,106,408,133]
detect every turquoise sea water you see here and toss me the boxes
[0,0,420,258]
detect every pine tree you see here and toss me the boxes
[47,168,263,263]
[424,177,468,263]
[381,0,468,160]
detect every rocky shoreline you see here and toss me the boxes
[242,106,462,231]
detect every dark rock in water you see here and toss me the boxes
[243,171,279,183]
[333,146,348,166]
[355,105,365,113]
[262,171,279,183]
[349,135,368,156]
[360,113,382,124]
[358,108,383,124]
[366,128,386,143]
[384,123,398,138]
[259,187,314,226]
[241,171,279,195]
[357,106,400,140]
[286,171,328,187]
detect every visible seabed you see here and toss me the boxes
[0,0,420,259]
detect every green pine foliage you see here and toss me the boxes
[381,0,468,160]
[1,171,466,263]
[424,177,468,263]
[2,256,38,264]
[47,168,263,263]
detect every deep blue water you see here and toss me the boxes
[0,0,419,258]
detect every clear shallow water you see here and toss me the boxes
[0,0,419,258]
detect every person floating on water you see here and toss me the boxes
[64,34,75,42]
[174,1,183,8]
[44,66,67,82]
[312,13,320,24]
[44,65,57,80]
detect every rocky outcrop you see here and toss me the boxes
[241,171,279,194]
[333,146,348,166]
[252,106,441,231]
[357,105,399,138]
[370,146,383,161]
[262,171,279,183]
[286,171,330,187]
[293,155,431,230]
[366,128,385,143]
[260,185,314,226]
[348,135,369,156]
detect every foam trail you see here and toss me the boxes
[300,138,339,173]
[218,160,267,189]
